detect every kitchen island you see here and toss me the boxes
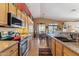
[48,34,79,56]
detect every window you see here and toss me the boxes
[38,23,45,34]
[48,24,58,34]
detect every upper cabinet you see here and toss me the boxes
[0,3,32,28]
[16,9,22,19]
[25,16,28,28]
[22,13,27,27]
[0,3,8,26]
[27,16,34,34]
[9,3,17,16]
[24,14,28,28]
[27,16,33,25]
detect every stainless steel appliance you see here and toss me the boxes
[8,13,22,27]
[20,37,29,56]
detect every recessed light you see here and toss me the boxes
[71,9,76,12]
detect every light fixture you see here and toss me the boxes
[71,9,77,12]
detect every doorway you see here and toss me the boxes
[38,23,46,34]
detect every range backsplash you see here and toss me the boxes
[0,27,17,32]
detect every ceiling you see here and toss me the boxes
[26,3,79,21]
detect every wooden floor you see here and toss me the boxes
[27,38,49,56]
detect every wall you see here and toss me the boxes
[33,18,64,34]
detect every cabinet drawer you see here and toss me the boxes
[63,47,78,56]
[0,44,18,56]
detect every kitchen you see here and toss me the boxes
[0,3,79,56]
[0,3,34,56]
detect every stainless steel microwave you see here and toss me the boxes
[8,13,22,27]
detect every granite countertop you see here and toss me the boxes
[54,37,79,55]
[0,41,18,53]
[63,42,79,54]
[20,34,32,40]
[48,34,79,55]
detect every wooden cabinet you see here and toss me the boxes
[27,16,33,25]
[0,43,18,56]
[51,39,56,56]
[48,39,51,48]
[55,41,63,56]
[25,16,28,28]
[9,3,16,16]
[50,38,79,56]
[17,9,22,19]
[0,3,8,25]
[27,16,33,34]
[47,37,52,49]
[22,13,25,20]
[22,13,27,27]
[51,39,63,56]
[63,47,78,56]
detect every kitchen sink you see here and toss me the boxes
[55,36,76,42]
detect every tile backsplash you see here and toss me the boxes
[0,27,16,32]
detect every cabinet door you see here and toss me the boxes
[51,39,56,56]
[9,3,16,15]
[27,16,33,25]
[11,50,18,56]
[0,44,18,56]
[27,16,33,31]
[55,41,63,56]
[5,3,8,25]
[63,47,78,56]
[17,9,22,19]
[47,37,52,48]
[0,3,8,25]
[25,16,28,27]
[22,13,26,27]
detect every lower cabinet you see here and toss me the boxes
[50,38,79,56]
[0,44,18,56]
[63,47,78,56]
[55,41,63,56]
[51,39,56,56]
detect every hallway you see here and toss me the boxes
[27,38,52,56]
